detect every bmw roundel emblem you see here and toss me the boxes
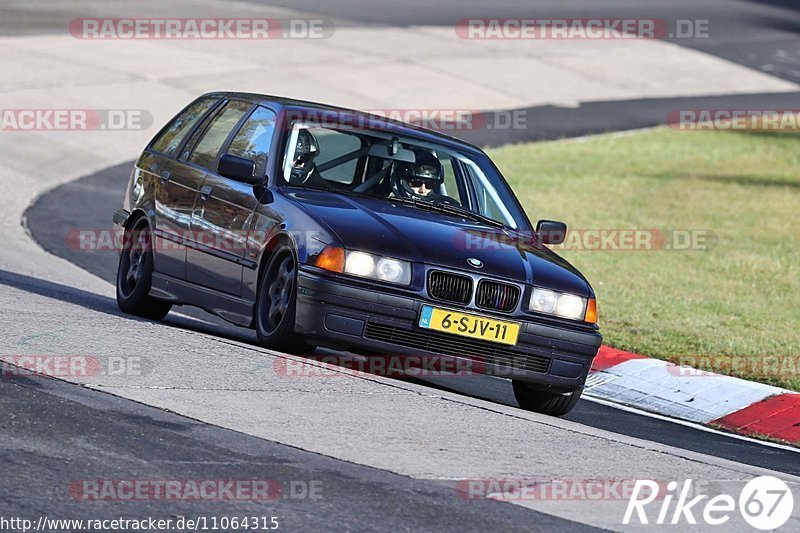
[467,257,483,269]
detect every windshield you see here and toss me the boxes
[280,121,529,230]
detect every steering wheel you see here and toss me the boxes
[428,194,461,207]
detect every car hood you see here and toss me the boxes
[284,189,593,297]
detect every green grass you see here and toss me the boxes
[488,128,800,390]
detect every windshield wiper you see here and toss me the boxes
[390,197,506,229]
[294,184,371,199]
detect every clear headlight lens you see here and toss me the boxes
[376,257,410,285]
[344,251,375,277]
[342,250,411,285]
[556,293,586,319]
[529,288,558,314]
[529,288,587,320]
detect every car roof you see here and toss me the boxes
[201,91,487,155]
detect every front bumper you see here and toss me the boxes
[295,268,602,391]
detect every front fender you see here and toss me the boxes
[242,189,340,303]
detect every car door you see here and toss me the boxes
[183,101,274,296]
[148,96,221,279]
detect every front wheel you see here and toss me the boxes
[512,380,582,416]
[255,246,314,354]
[116,217,172,321]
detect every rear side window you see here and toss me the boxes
[150,98,217,156]
[187,101,252,170]
[225,106,277,178]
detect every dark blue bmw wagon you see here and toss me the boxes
[114,92,602,415]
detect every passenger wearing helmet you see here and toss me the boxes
[288,128,330,188]
[391,149,444,201]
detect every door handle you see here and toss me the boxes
[159,170,171,183]
[200,184,213,201]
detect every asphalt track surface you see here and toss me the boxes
[7,0,800,85]
[1,372,592,532]
[255,0,800,84]
[24,162,800,478]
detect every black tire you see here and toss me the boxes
[116,216,172,321]
[512,380,582,416]
[255,246,314,354]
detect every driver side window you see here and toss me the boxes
[226,106,277,178]
[185,100,251,170]
[281,124,362,185]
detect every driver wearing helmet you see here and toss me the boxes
[288,128,330,188]
[391,149,444,200]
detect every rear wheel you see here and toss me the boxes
[255,246,314,354]
[116,216,172,320]
[512,380,582,416]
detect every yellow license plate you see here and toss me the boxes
[418,305,520,346]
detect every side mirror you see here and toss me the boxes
[218,154,262,185]
[536,219,567,245]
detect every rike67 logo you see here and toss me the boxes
[624,476,794,529]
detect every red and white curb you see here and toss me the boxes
[584,346,800,445]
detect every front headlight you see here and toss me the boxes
[344,251,375,277]
[529,287,592,321]
[323,249,410,285]
[375,257,410,284]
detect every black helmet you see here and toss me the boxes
[289,129,320,184]
[392,149,444,200]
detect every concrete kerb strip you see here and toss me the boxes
[586,346,800,446]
